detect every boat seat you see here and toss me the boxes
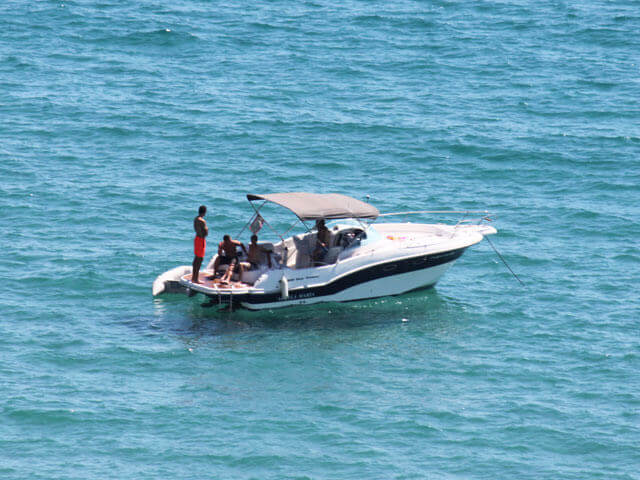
[284,246,298,269]
[295,234,314,269]
[259,242,274,253]
[241,242,274,270]
[285,232,340,269]
[285,234,314,269]
[327,230,338,248]
[240,269,262,285]
[323,246,342,265]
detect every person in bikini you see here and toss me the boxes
[192,205,208,283]
[214,234,247,284]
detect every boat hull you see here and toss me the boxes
[154,219,497,311]
[238,257,460,310]
[196,247,466,310]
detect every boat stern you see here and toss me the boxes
[152,265,192,296]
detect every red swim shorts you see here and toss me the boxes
[194,236,206,258]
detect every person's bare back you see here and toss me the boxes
[219,238,241,257]
[247,235,271,268]
[194,215,208,238]
[248,243,261,264]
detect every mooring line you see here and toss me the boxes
[485,235,525,287]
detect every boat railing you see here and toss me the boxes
[376,210,493,239]
[378,210,492,225]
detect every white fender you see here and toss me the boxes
[280,275,289,300]
[152,265,192,296]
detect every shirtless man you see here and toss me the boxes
[192,205,208,283]
[313,219,330,265]
[215,235,247,284]
[247,234,272,269]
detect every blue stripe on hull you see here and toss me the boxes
[206,247,467,308]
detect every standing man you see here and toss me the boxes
[192,205,208,283]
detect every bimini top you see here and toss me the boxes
[247,192,379,221]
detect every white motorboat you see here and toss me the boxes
[152,192,497,310]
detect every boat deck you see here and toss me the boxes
[182,273,251,292]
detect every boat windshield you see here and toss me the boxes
[324,219,382,247]
[361,224,382,246]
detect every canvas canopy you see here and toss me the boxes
[247,192,379,221]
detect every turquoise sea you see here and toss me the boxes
[1,1,639,478]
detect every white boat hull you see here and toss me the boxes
[239,259,457,310]
[154,220,497,311]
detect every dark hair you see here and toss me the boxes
[251,235,258,242]
[223,234,230,241]
[198,205,207,215]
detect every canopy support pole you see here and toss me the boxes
[249,201,286,244]
[236,201,265,239]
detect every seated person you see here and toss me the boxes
[246,234,272,270]
[214,234,247,283]
[312,219,331,265]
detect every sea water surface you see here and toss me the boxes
[1,1,639,478]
